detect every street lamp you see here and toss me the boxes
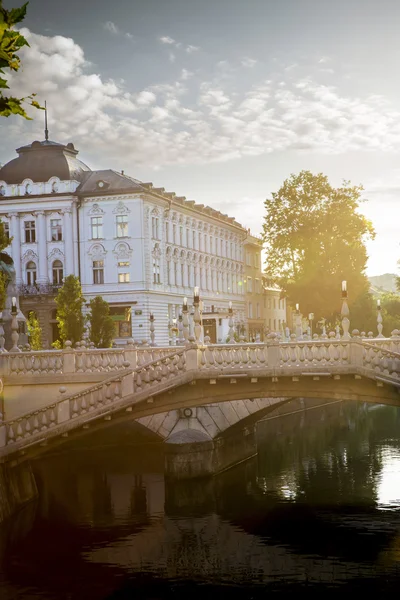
[308,312,314,338]
[377,298,384,338]
[295,303,302,340]
[182,296,189,343]
[228,300,235,343]
[149,312,156,346]
[193,287,202,343]
[341,280,350,340]
[10,296,21,352]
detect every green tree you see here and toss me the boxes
[380,292,400,335]
[0,217,12,311]
[26,310,42,349]
[54,275,85,346]
[87,296,115,348]
[0,1,43,118]
[262,171,375,324]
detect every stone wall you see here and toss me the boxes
[0,461,38,525]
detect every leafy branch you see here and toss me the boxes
[0,0,43,118]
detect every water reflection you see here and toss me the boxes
[1,401,400,597]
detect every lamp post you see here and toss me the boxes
[295,303,302,340]
[228,301,235,343]
[377,298,384,338]
[308,313,314,339]
[171,317,177,346]
[182,297,190,343]
[193,286,202,344]
[149,312,156,346]
[341,280,350,340]
[10,296,21,352]
[177,313,184,344]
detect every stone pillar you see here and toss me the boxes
[71,201,79,275]
[167,259,173,286]
[35,211,48,283]
[175,259,182,286]
[63,209,74,276]
[206,267,212,291]
[189,263,194,288]
[8,212,21,284]
[201,267,206,291]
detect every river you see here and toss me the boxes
[1,400,400,597]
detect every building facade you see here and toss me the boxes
[0,138,254,347]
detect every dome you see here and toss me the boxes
[0,139,91,184]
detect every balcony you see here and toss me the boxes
[18,283,62,296]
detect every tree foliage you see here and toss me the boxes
[26,310,42,349]
[262,171,375,325]
[380,292,400,336]
[54,275,85,346]
[0,271,6,311]
[0,1,43,118]
[87,296,115,348]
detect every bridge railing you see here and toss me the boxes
[3,339,400,455]
[362,342,400,382]
[0,342,177,377]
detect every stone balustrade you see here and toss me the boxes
[362,342,400,381]
[0,342,174,377]
[3,338,400,456]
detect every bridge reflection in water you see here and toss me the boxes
[2,401,400,597]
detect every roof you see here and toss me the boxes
[0,140,91,184]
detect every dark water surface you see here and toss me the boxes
[2,401,400,598]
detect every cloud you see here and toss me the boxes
[3,28,400,177]
[169,52,176,63]
[159,36,176,45]
[241,58,257,68]
[159,36,200,54]
[104,21,119,35]
[181,68,193,80]
[104,21,134,40]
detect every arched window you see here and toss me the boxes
[52,260,63,285]
[26,261,37,286]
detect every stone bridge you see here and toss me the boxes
[1,336,400,461]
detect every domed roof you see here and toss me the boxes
[0,139,91,184]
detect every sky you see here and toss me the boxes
[1,0,400,276]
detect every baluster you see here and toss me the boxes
[16,422,23,440]
[41,412,48,431]
[114,379,121,399]
[382,353,390,375]
[47,355,55,373]
[105,382,112,403]
[33,355,41,373]
[298,344,306,365]
[97,386,105,406]
[72,399,79,417]
[136,370,143,389]
[7,424,15,443]
[85,352,92,373]
[41,355,49,373]
[76,352,84,373]
[290,345,298,365]
[55,354,63,373]
[32,415,39,433]
[80,396,87,413]
[249,347,257,365]
[89,390,96,411]
[25,420,31,437]
[206,348,215,368]
[49,408,56,426]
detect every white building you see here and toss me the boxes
[0,137,250,346]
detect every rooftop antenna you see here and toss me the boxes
[44,100,49,141]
